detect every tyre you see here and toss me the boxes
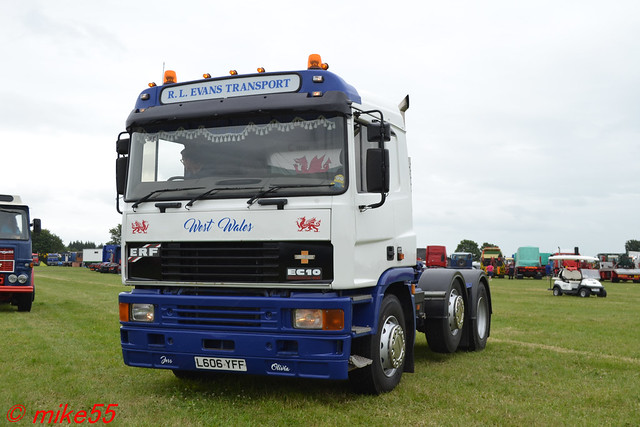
[468,282,490,351]
[349,294,406,394]
[578,287,590,298]
[425,279,465,353]
[16,294,33,312]
[552,286,562,296]
[172,369,203,380]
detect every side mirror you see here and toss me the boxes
[32,218,41,234]
[116,157,128,195]
[116,137,130,155]
[366,148,389,193]
[367,122,391,143]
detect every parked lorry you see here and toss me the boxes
[597,253,640,283]
[515,246,543,279]
[449,252,474,269]
[0,195,41,312]
[46,253,61,266]
[424,245,447,268]
[88,245,122,274]
[115,55,492,394]
[83,248,103,266]
[61,251,80,267]
[102,244,121,264]
[480,246,505,278]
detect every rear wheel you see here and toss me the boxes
[349,294,406,394]
[469,282,490,350]
[425,279,465,353]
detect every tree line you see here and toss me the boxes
[32,224,122,254]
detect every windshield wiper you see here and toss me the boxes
[132,187,204,210]
[246,183,335,207]
[186,186,262,208]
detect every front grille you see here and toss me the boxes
[0,248,14,273]
[174,305,264,327]
[162,242,280,283]
[127,241,334,284]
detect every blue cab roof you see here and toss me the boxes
[133,69,361,111]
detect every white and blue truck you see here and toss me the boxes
[115,55,492,394]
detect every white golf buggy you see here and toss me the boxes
[548,255,607,298]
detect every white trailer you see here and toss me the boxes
[82,249,102,265]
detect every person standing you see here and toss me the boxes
[508,262,515,279]
[487,264,494,279]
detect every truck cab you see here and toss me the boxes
[515,246,543,279]
[115,55,491,394]
[450,252,473,269]
[425,245,447,268]
[481,246,504,278]
[0,195,40,312]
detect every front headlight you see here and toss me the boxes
[294,308,323,329]
[17,274,29,284]
[131,303,155,322]
[8,274,17,284]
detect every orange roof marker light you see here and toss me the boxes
[257,67,266,73]
[229,70,238,76]
[307,54,329,70]
[163,70,177,85]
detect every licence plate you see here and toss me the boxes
[194,356,247,372]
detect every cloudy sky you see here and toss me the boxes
[1,0,638,257]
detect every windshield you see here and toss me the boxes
[125,114,347,202]
[0,207,29,240]
[581,269,600,279]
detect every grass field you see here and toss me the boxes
[1,266,639,426]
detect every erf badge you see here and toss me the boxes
[128,244,161,263]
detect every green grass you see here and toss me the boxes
[1,267,639,426]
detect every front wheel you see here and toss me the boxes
[553,286,562,296]
[16,294,33,312]
[579,287,590,298]
[172,369,205,380]
[349,294,406,394]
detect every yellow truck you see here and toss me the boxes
[481,247,505,278]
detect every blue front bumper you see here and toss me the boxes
[119,290,355,380]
